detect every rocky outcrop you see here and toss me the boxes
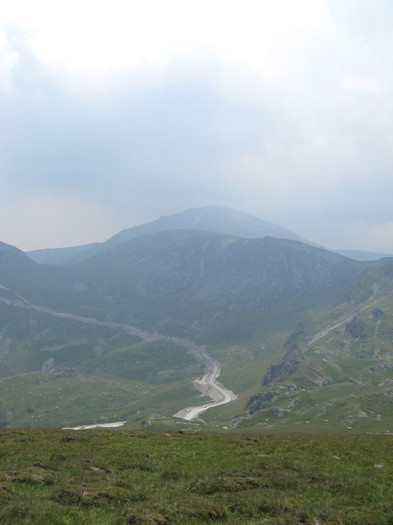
[345,317,369,339]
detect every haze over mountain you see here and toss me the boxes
[1,0,392,435]
[27,206,392,266]
[63,231,366,339]
[3,211,393,431]
[27,206,312,265]
[1,2,392,256]
[333,249,393,262]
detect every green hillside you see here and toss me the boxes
[240,262,393,433]
[54,231,366,341]
[1,230,393,431]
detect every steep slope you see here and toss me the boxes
[27,205,311,265]
[4,232,367,344]
[0,232,379,429]
[240,259,393,433]
[0,241,34,274]
[0,241,76,308]
[0,241,55,294]
[58,230,364,342]
[0,239,203,428]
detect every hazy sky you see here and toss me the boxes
[1,0,392,253]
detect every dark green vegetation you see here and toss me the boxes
[241,262,393,434]
[0,301,200,429]
[1,206,393,431]
[1,231,365,341]
[1,429,393,524]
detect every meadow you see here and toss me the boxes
[1,429,393,524]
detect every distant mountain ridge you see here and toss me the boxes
[1,230,369,354]
[0,241,36,274]
[75,231,364,339]
[334,249,393,261]
[2,224,393,430]
[4,230,366,343]
[105,205,308,245]
[26,205,311,265]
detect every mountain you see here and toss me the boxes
[105,205,309,245]
[1,229,375,429]
[6,232,364,341]
[25,242,100,265]
[26,205,311,265]
[3,223,393,432]
[0,241,34,273]
[335,249,393,261]
[62,231,364,341]
[240,259,393,433]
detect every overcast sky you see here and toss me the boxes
[1,0,392,253]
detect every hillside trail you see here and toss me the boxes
[0,285,236,423]
[307,297,380,347]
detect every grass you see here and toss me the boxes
[2,266,393,434]
[235,288,393,434]
[1,429,393,523]
[0,306,204,428]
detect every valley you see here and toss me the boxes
[1,206,393,432]
[0,282,237,427]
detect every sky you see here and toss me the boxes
[0,0,392,253]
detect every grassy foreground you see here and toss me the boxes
[1,430,393,524]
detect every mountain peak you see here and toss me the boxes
[108,205,307,247]
[27,205,309,265]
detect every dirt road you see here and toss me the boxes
[0,285,237,422]
[172,345,237,421]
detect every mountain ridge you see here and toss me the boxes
[49,230,367,341]
[2,221,393,431]
[26,205,313,265]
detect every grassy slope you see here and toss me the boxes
[239,264,393,433]
[0,234,369,431]
[3,282,393,432]
[1,244,392,432]
[1,429,393,524]
[0,304,204,429]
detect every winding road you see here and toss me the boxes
[0,285,236,422]
[62,421,127,430]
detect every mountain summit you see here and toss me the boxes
[2,217,393,432]
[107,205,306,245]
[27,205,308,265]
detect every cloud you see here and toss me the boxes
[1,0,331,75]
[0,26,18,89]
[0,1,392,253]
[342,76,381,94]
[0,191,124,251]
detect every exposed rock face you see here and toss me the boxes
[372,308,384,320]
[42,357,55,370]
[345,317,369,339]
[246,391,276,414]
[262,345,304,386]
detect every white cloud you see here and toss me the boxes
[342,76,381,93]
[0,0,392,253]
[1,0,330,77]
[0,23,19,89]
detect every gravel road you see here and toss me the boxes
[0,285,237,423]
